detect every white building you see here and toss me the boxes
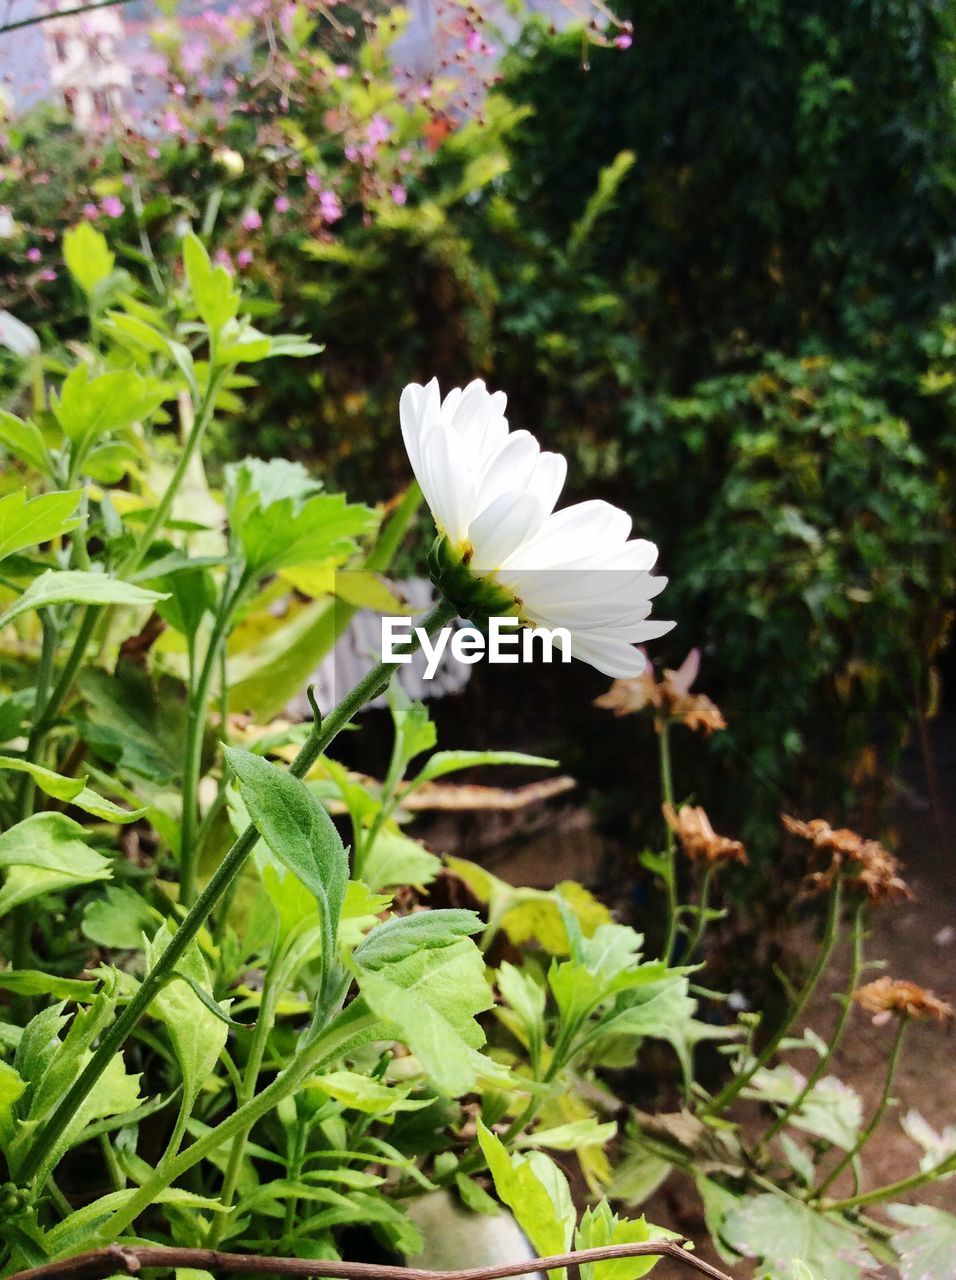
[40,0,131,130]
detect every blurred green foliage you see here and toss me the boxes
[2,0,954,858]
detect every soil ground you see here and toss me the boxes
[427,709,956,1277]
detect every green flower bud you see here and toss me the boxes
[427,535,519,632]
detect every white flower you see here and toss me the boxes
[400,377,674,677]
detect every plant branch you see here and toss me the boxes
[3,1240,733,1280]
[704,875,843,1116]
[15,598,456,1188]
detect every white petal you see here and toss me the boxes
[399,378,439,478]
[474,430,541,511]
[468,492,546,570]
[567,632,649,678]
[505,500,633,570]
[419,421,475,542]
[525,451,567,517]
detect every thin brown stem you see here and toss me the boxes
[3,1240,733,1280]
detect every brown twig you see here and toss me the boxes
[4,1240,733,1280]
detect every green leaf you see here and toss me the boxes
[0,489,82,563]
[888,1205,956,1280]
[360,827,442,891]
[82,885,160,950]
[0,970,96,999]
[387,683,437,772]
[455,1172,501,1216]
[356,922,493,1096]
[63,222,115,297]
[51,364,164,453]
[721,1194,876,1280]
[225,747,349,977]
[354,909,482,970]
[0,813,112,916]
[517,1118,617,1152]
[0,756,148,824]
[744,1066,862,1150]
[183,232,240,334]
[311,1070,431,1116]
[477,1120,575,1272]
[411,750,558,788]
[0,411,48,472]
[0,570,166,630]
[575,1200,670,1280]
[146,924,229,1109]
[238,493,374,577]
[0,691,33,743]
[0,1060,26,1145]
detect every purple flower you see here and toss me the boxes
[344,144,358,162]
[26,247,41,263]
[615,33,632,49]
[366,114,391,146]
[101,196,124,218]
[236,248,253,267]
[214,249,235,274]
[319,190,343,223]
[241,208,262,232]
[274,195,291,214]
[41,269,57,281]
[82,202,99,219]
[335,63,351,78]
[306,170,322,192]
[390,184,407,206]
[465,29,482,54]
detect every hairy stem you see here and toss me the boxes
[760,900,866,1152]
[16,598,456,1188]
[658,721,679,962]
[705,877,843,1116]
[813,1015,906,1199]
[822,1149,956,1213]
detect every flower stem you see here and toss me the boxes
[658,720,679,962]
[15,598,457,1189]
[704,877,843,1117]
[179,575,247,907]
[760,899,866,1152]
[684,865,716,959]
[813,1015,906,1200]
[821,1149,956,1213]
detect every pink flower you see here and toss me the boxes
[335,64,351,78]
[26,247,41,262]
[173,82,186,98]
[101,196,124,218]
[236,248,253,267]
[41,269,57,281]
[241,208,262,231]
[615,33,632,49]
[181,40,205,73]
[162,111,183,135]
[344,144,358,162]
[366,114,390,145]
[274,195,290,213]
[465,29,482,54]
[390,184,407,206]
[82,202,99,219]
[214,249,235,274]
[306,170,322,192]
[318,190,343,223]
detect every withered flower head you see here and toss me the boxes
[663,802,747,866]
[781,815,912,906]
[595,648,727,734]
[854,977,953,1026]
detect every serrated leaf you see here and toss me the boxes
[517,1118,617,1152]
[575,1200,669,1280]
[183,232,240,333]
[360,827,442,891]
[146,924,229,1109]
[51,364,163,452]
[888,1204,956,1280]
[0,1060,26,1145]
[311,1070,430,1116]
[0,489,82,563]
[721,1194,875,1280]
[354,910,482,970]
[0,410,48,472]
[356,926,493,1096]
[0,570,166,629]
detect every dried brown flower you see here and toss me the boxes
[663,803,747,866]
[854,977,953,1025]
[781,815,912,905]
[594,649,727,734]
